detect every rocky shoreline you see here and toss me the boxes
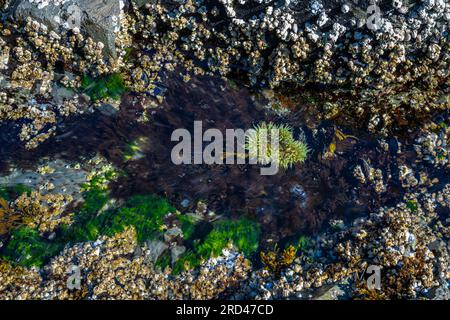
[0,0,448,300]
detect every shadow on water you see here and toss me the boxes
[1,72,438,243]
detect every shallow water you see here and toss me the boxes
[0,71,447,248]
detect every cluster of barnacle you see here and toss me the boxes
[0,15,131,148]
[414,115,450,168]
[0,258,43,299]
[138,0,447,88]
[0,182,448,300]
[0,198,20,237]
[0,0,8,10]
[123,2,208,97]
[0,225,252,300]
[1,190,73,235]
[334,187,450,299]
[13,191,73,234]
[0,0,447,148]
[233,183,449,300]
[353,160,386,194]
[120,0,449,133]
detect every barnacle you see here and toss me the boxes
[0,198,21,237]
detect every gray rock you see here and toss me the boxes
[428,284,450,300]
[171,245,186,265]
[164,227,183,242]
[313,282,349,300]
[428,239,446,253]
[131,0,150,8]
[98,103,119,117]
[0,159,87,200]
[145,239,169,264]
[51,84,76,105]
[9,0,125,57]
[180,198,190,208]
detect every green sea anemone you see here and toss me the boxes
[246,122,309,169]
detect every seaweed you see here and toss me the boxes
[196,217,261,258]
[2,227,62,267]
[172,250,200,275]
[59,175,111,243]
[0,184,32,201]
[178,214,198,241]
[1,192,172,268]
[123,141,141,161]
[406,200,418,213]
[95,194,173,243]
[0,161,173,268]
[122,138,148,162]
[61,186,172,244]
[1,178,254,271]
[293,235,312,254]
[154,251,171,270]
[81,73,127,102]
[123,47,133,62]
[172,217,261,274]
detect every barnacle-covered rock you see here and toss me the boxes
[9,0,126,57]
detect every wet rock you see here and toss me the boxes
[180,199,190,208]
[98,103,119,117]
[428,284,450,300]
[171,245,186,265]
[51,84,76,105]
[290,184,308,208]
[0,159,87,200]
[164,227,182,242]
[313,283,347,300]
[428,239,446,253]
[145,240,168,264]
[399,165,419,189]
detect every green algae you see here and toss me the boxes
[122,137,148,162]
[81,73,127,102]
[123,47,133,62]
[0,165,173,268]
[172,250,200,275]
[197,218,261,258]
[0,184,32,201]
[94,194,173,243]
[154,251,171,270]
[168,217,261,274]
[406,200,418,212]
[123,142,139,161]
[59,173,112,243]
[0,172,257,271]
[292,235,312,254]
[2,227,62,268]
[178,214,198,241]
[1,193,173,268]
